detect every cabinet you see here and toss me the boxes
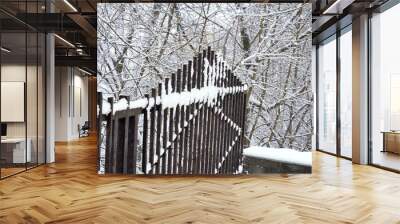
[382,132,400,154]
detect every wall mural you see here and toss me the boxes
[97,3,313,175]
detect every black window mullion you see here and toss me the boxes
[315,44,319,151]
[0,22,2,179]
[336,29,341,157]
[36,0,39,167]
[25,0,28,171]
[367,11,373,165]
[44,0,48,165]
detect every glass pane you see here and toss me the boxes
[340,29,352,158]
[27,31,38,169]
[1,31,27,177]
[0,1,46,178]
[318,36,337,154]
[38,32,45,165]
[371,4,400,171]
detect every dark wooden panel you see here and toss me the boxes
[97,92,103,172]
[179,66,187,174]
[184,62,191,173]
[155,84,162,174]
[105,97,114,173]
[123,113,130,174]
[142,94,149,174]
[130,115,138,174]
[168,74,176,174]
[149,89,157,174]
[193,53,202,174]
[174,69,181,174]
[162,78,170,175]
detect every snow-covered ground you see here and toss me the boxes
[243,147,312,167]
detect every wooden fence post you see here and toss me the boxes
[162,78,169,175]
[183,63,191,173]
[200,49,207,174]
[174,69,181,174]
[179,66,186,174]
[105,97,114,173]
[156,83,162,174]
[142,94,149,174]
[97,92,103,173]
[193,53,202,174]
[149,89,157,174]
[168,73,176,174]
[227,71,233,173]
[241,90,247,164]
[118,96,129,174]
[130,112,139,175]
[186,60,193,174]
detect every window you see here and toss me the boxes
[317,35,337,154]
[0,1,47,179]
[370,3,400,171]
[340,27,352,158]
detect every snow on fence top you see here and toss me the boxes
[243,147,312,167]
[101,54,247,115]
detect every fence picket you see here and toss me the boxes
[184,62,191,173]
[130,115,138,174]
[149,89,156,174]
[123,111,130,174]
[216,63,224,174]
[179,65,187,174]
[105,97,113,173]
[97,93,103,173]
[162,78,169,175]
[168,74,176,174]
[112,113,119,173]
[200,49,207,173]
[204,49,210,174]
[156,84,162,174]
[188,59,195,174]
[142,94,149,174]
[226,72,232,173]
[174,69,181,174]
[193,54,202,174]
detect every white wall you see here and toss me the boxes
[1,65,41,138]
[1,65,26,138]
[55,66,69,141]
[55,67,89,141]
[1,63,46,164]
[71,72,89,138]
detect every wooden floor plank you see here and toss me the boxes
[0,135,399,223]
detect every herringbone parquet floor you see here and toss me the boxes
[1,135,400,224]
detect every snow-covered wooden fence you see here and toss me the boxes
[98,47,248,175]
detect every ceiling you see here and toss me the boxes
[0,0,98,74]
[312,0,391,43]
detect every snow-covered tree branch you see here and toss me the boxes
[98,3,312,151]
